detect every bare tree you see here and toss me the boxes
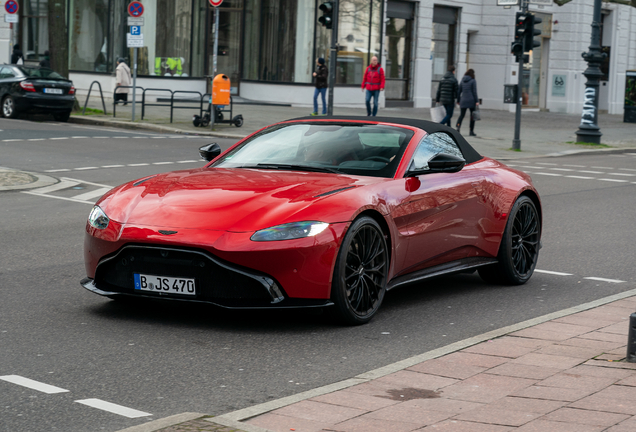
[48,1,68,78]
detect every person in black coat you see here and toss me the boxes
[11,44,23,64]
[311,58,328,115]
[435,65,458,126]
[39,50,51,68]
[456,69,479,136]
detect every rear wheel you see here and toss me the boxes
[331,216,388,325]
[2,96,18,119]
[54,111,71,122]
[479,195,540,285]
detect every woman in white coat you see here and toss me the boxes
[115,58,132,105]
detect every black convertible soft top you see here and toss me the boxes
[288,115,483,164]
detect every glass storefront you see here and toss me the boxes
[21,0,49,61]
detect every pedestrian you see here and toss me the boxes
[11,44,23,64]
[361,56,385,116]
[456,69,479,136]
[311,57,328,116]
[115,58,132,106]
[435,65,458,127]
[39,50,51,68]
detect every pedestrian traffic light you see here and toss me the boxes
[525,15,542,51]
[511,41,523,58]
[318,2,334,29]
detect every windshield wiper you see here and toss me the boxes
[242,163,340,174]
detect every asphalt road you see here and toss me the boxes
[0,118,634,432]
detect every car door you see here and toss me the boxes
[396,132,487,274]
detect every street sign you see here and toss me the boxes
[496,0,518,5]
[209,0,223,6]
[528,0,551,4]
[4,14,18,23]
[127,17,144,26]
[130,25,141,35]
[128,1,144,17]
[5,0,19,14]
[127,33,144,48]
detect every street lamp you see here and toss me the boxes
[575,0,606,144]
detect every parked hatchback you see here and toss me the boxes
[0,65,75,122]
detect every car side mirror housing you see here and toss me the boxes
[199,143,221,161]
[406,153,466,177]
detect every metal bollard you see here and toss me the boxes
[627,313,636,362]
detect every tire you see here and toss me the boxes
[234,116,243,127]
[478,195,541,285]
[331,216,388,325]
[54,111,71,122]
[2,96,18,119]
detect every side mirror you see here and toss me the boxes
[428,153,466,173]
[199,143,221,161]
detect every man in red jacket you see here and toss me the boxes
[361,56,385,116]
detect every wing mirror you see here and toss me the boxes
[406,153,466,177]
[199,143,222,161]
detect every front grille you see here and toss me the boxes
[94,245,284,306]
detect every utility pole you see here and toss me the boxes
[512,1,528,150]
[575,0,605,144]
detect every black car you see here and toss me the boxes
[0,65,75,122]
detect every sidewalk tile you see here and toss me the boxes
[440,374,536,403]
[462,340,537,358]
[598,321,630,336]
[452,406,542,426]
[270,400,366,423]
[246,413,332,432]
[537,371,617,391]
[541,407,629,427]
[514,419,605,432]
[485,363,561,380]
[616,374,636,386]
[595,353,626,361]
[510,353,585,370]
[486,396,566,414]
[533,344,606,359]
[364,401,454,424]
[577,331,627,343]
[558,337,625,351]
[407,358,487,379]
[604,417,636,432]
[418,419,514,431]
[310,390,399,411]
[436,352,509,369]
[372,370,459,391]
[329,416,422,432]
[568,364,635,379]
[553,314,619,329]
[568,385,636,414]
[392,397,484,414]
[509,322,596,341]
[584,359,636,370]
[512,385,596,402]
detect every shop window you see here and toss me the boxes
[21,0,49,61]
[69,0,109,72]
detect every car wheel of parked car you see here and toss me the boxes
[2,96,18,119]
[54,111,71,122]
[331,216,388,325]
[479,195,540,285]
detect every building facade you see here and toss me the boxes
[1,0,635,115]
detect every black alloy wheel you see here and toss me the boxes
[479,195,541,285]
[332,216,388,325]
[2,96,17,119]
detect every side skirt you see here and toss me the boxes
[387,257,498,291]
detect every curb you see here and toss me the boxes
[69,116,248,140]
[118,288,636,432]
[0,168,58,192]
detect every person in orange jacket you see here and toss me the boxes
[361,56,385,116]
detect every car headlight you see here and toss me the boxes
[88,205,110,230]
[251,221,329,242]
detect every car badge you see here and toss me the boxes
[158,230,178,235]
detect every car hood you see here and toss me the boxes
[99,167,380,232]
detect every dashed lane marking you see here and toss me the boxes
[0,375,69,394]
[565,176,594,180]
[535,162,559,166]
[533,172,563,176]
[75,399,152,418]
[584,277,625,284]
[599,178,629,183]
[534,269,573,276]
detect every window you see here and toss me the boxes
[21,0,49,61]
[409,132,463,171]
[0,67,17,79]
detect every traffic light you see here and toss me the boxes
[514,12,527,44]
[524,15,542,51]
[318,2,334,29]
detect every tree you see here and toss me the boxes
[48,1,68,78]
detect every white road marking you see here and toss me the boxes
[128,163,149,166]
[534,269,573,276]
[533,172,563,176]
[584,277,625,284]
[60,177,111,188]
[152,162,173,165]
[44,168,71,172]
[599,178,629,183]
[92,136,111,139]
[28,138,46,141]
[563,164,586,168]
[177,160,199,163]
[535,162,558,166]
[2,139,23,142]
[113,136,129,139]
[609,172,635,177]
[30,179,79,194]
[550,168,575,172]
[566,176,594,180]
[22,191,94,205]
[75,399,151,418]
[70,187,112,202]
[101,165,125,168]
[50,137,68,140]
[71,136,89,139]
[620,168,636,172]
[578,170,604,174]
[591,166,613,169]
[0,375,69,394]
[74,167,99,171]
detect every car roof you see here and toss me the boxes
[287,116,483,164]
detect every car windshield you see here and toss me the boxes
[211,123,414,178]
[18,67,65,80]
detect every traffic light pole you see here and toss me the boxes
[512,0,528,151]
[327,0,339,116]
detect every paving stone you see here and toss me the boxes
[558,337,625,352]
[595,353,625,361]
[577,331,627,343]
[407,358,487,380]
[437,352,509,369]
[452,406,541,426]
[509,328,581,342]
[568,364,635,380]
[156,418,243,432]
[568,385,636,414]
[534,344,607,359]
[603,417,636,432]
[495,336,554,349]
[440,374,536,403]
[553,314,619,330]
[394,397,484,414]
[616,374,636,386]
[462,340,537,358]
[310,390,399,411]
[485,362,561,380]
[599,321,630,336]
[417,419,514,431]
[329,416,422,432]
[484,396,566,414]
[537,371,618,391]
[372,370,459,392]
[511,385,596,402]
[541,407,629,427]
[365,401,454,424]
[513,419,605,432]
[246,413,332,432]
[271,400,366,423]
[584,359,636,370]
[510,353,585,370]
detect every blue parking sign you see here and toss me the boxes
[130,25,141,35]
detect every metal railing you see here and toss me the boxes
[112,86,144,118]
[82,81,108,115]
[170,91,204,122]
[108,87,214,122]
[141,88,172,120]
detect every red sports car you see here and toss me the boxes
[82,117,541,324]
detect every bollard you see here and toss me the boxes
[627,313,636,362]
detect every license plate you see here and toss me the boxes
[134,273,196,296]
[44,88,63,94]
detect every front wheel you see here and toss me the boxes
[331,216,388,325]
[479,195,541,285]
[2,96,18,119]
